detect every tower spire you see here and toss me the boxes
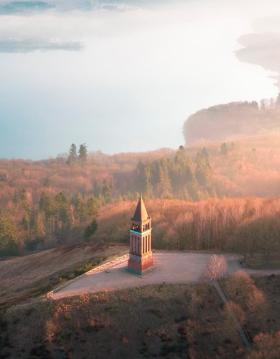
[132,195,149,222]
[128,195,153,274]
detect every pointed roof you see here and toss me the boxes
[132,195,149,222]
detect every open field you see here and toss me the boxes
[0,244,126,309]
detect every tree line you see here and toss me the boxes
[129,147,215,200]
[67,143,88,164]
[96,198,280,265]
[0,190,99,256]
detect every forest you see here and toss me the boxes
[0,142,214,255]
[95,198,280,266]
[1,130,280,264]
[184,95,280,145]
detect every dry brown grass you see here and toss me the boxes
[1,275,280,358]
[218,274,280,358]
[0,243,126,309]
[1,283,244,359]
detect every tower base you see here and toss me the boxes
[128,253,154,275]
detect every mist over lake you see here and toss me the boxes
[0,0,279,159]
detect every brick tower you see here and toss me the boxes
[128,195,153,274]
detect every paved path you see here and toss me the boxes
[49,252,280,300]
[50,252,243,300]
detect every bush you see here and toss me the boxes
[247,331,280,359]
[84,219,98,241]
[223,272,265,312]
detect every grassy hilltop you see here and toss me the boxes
[1,275,280,359]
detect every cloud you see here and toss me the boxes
[0,1,54,14]
[236,32,280,88]
[0,0,172,15]
[0,39,83,52]
[0,1,130,14]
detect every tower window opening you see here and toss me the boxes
[131,223,141,232]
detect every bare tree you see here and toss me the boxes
[204,255,228,281]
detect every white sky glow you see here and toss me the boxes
[0,0,279,158]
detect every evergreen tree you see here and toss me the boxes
[84,219,98,241]
[67,144,78,164]
[34,211,46,239]
[172,149,194,198]
[39,192,61,234]
[55,192,72,229]
[39,193,55,219]
[187,178,200,200]
[86,197,99,217]
[73,193,88,223]
[79,144,88,163]
[157,160,172,198]
[135,161,146,193]
[0,216,19,256]
[102,180,113,203]
[22,213,31,233]
[195,149,212,187]
[144,165,153,198]
[135,161,153,197]
[220,143,228,156]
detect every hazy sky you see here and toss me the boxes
[0,0,280,159]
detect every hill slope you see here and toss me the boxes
[1,276,280,359]
[0,244,125,309]
[184,100,280,145]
